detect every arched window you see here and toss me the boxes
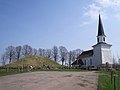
[90,59,92,65]
[84,60,86,65]
[103,37,105,41]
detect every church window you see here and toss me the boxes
[103,37,105,41]
[84,60,86,65]
[90,59,92,65]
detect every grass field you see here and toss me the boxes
[98,70,120,90]
[0,69,23,76]
[0,68,87,77]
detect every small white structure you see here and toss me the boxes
[72,15,113,67]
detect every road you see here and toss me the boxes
[0,71,98,90]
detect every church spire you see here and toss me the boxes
[98,14,105,36]
[97,14,106,43]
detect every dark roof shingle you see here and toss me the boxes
[77,50,93,59]
[71,59,84,65]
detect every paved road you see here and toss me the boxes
[0,71,98,90]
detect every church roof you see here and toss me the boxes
[92,42,112,47]
[97,14,105,36]
[71,59,84,65]
[77,50,93,59]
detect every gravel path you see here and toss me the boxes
[0,71,98,90]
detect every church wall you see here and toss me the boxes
[101,47,113,64]
[93,44,112,66]
[82,56,93,66]
[93,45,102,66]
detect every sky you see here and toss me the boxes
[0,0,120,58]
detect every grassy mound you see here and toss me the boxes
[5,56,60,67]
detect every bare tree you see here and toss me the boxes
[71,49,82,62]
[75,49,82,57]
[59,46,68,65]
[68,51,72,67]
[117,54,120,65]
[71,50,77,62]
[46,49,52,59]
[22,45,33,57]
[118,59,120,65]
[52,46,58,62]
[32,48,37,56]
[42,49,46,57]
[5,46,15,63]
[38,48,43,56]
[15,46,22,60]
[113,55,117,64]
[1,54,6,65]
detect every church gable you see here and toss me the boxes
[77,50,93,59]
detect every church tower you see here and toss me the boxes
[97,14,106,43]
[92,15,113,66]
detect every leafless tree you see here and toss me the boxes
[22,45,32,57]
[5,46,15,63]
[42,49,46,57]
[46,49,52,59]
[68,51,72,67]
[71,50,77,62]
[1,54,6,65]
[38,48,43,56]
[52,46,58,62]
[15,46,22,60]
[113,55,117,64]
[117,54,120,65]
[59,46,68,65]
[71,49,82,62]
[75,49,82,57]
[32,48,37,56]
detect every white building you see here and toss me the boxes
[72,15,113,67]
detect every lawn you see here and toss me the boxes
[0,68,87,77]
[98,70,120,90]
[0,69,23,76]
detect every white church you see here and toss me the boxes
[72,15,113,67]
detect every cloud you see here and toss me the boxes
[84,3,101,20]
[114,13,120,20]
[96,0,120,9]
[81,0,120,26]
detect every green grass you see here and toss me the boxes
[31,68,88,72]
[5,56,61,67]
[0,69,23,76]
[98,70,120,90]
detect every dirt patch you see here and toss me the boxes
[77,83,87,87]
[0,71,98,90]
[64,74,72,77]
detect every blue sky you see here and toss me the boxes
[0,0,120,57]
